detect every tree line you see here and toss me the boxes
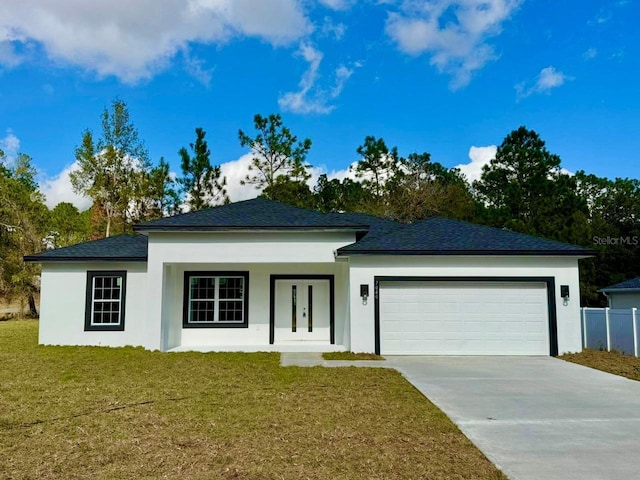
[1,99,638,312]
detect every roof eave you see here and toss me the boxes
[598,288,640,294]
[134,226,369,233]
[23,256,148,263]
[337,249,594,257]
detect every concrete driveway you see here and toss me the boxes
[386,356,640,480]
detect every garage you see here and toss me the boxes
[377,279,553,355]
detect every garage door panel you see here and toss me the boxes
[379,281,550,355]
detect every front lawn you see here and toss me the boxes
[561,349,640,382]
[0,321,505,479]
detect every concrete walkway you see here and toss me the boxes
[280,352,394,368]
[281,353,640,480]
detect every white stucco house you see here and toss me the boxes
[599,276,640,309]
[25,198,593,356]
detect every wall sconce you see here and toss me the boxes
[360,284,369,305]
[561,285,570,306]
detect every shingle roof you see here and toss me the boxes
[325,212,400,238]
[337,216,593,256]
[600,276,640,292]
[25,201,594,262]
[24,235,148,262]
[134,197,369,232]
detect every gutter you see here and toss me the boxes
[336,249,595,257]
[23,256,148,263]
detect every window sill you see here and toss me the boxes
[85,324,125,332]
[182,322,249,329]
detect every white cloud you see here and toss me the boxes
[39,162,92,210]
[589,9,611,25]
[182,49,215,87]
[278,43,356,114]
[516,66,572,100]
[0,0,311,82]
[326,161,359,182]
[583,48,597,60]
[219,151,359,202]
[454,145,496,183]
[0,129,20,164]
[219,153,262,201]
[385,0,522,89]
[318,0,354,10]
[320,16,346,40]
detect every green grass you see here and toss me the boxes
[322,352,385,361]
[0,320,505,479]
[561,349,640,382]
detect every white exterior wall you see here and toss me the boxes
[146,231,355,351]
[347,255,583,355]
[39,262,149,348]
[161,262,349,350]
[37,230,586,356]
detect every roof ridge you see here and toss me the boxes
[133,197,371,231]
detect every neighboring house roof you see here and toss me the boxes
[337,216,593,256]
[599,276,640,293]
[134,197,369,232]
[24,235,148,262]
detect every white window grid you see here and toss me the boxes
[91,275,123,326]
[188,276,244,323]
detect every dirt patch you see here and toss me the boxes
[322,351,385,361]
[560,349,640,382]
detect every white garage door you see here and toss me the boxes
[379,281,550,355]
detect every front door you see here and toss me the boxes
[274,279,330,342]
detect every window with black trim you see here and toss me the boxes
[183,271,249,328]
[85,271,127,331]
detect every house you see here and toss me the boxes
[599,277,640,309]
[25,197,593,356]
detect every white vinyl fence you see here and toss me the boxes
[581,307,639,356]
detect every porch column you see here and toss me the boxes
[144,256,164,351]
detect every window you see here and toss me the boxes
[183,271,249,328]
[85,271,127,331]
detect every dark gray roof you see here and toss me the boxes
[325,212,400,238]
[25,201,594,263]
[600,276,640,292]
[24,235,148,262]
[337,216,593,256]
[134,197,369,232]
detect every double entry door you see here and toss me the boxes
[274,279,330,342]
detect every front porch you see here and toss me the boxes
[167,343,348,353]
[155,262,351,352]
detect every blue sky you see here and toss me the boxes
[0,0,638,209]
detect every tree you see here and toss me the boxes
[146,158,180,217]
[50,202,90,248]
[474,126,588,241]
[353,136,400,215]
[260,176,314,208]
[0,153,49,316]
[575,172,640,305]
[178,128,228,211]
[314,174,367,213]
[70,99,151,237]
[387,152,476,222]
[238,113,312,197]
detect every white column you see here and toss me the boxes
[581,308,588,350]
[144,237,164,351]
[632,308,638,358]
[605,307,611,352]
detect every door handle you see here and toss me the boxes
[302,307,307,318]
